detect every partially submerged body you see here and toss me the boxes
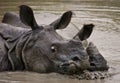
[0,5,109,75]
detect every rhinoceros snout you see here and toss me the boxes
[58,59,89,74]
[56,53,90,74]
[87,62,109,71]
[59,60,78,74]
[71,55,81,61]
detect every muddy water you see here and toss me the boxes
[0,0,120,83]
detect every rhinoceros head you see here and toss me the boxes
[19,5,94,74]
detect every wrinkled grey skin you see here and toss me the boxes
[0,5,94,74]
[86,42,109,71]
[1,5,108,74]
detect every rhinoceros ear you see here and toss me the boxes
[19,5,39,30]
[50,11,72,30]
[73,24,94,41]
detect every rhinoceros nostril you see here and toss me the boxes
[71,56,80,61]
[90,63,96,66]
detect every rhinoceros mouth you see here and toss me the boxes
[57,62,83,75]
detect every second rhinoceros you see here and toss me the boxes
[0,5,108,74]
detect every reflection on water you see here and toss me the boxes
[0,0,120,83]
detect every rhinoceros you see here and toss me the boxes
[0,5,108,74]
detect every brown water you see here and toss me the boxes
[0,0,120,83]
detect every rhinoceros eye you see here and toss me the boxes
[51,45,57,53]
